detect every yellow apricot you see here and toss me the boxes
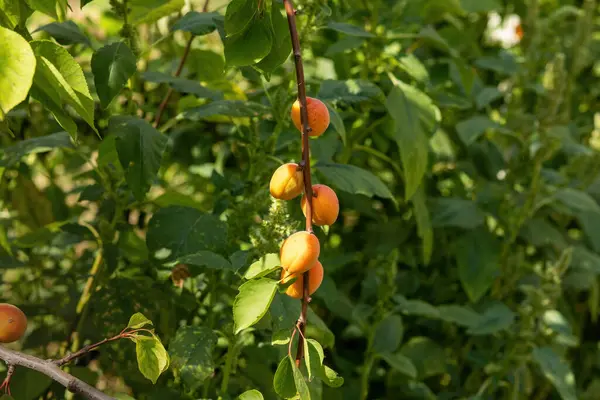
[269,163,304,200]
[301,184,339,226]
[280,231,320,275]
[291,97,330,137]
[281,261,324,299]
[0,303,27,343]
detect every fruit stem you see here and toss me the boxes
[283,0,313,366]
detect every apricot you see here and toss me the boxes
[301,184,339,226]
[0,303,27,343]
[281,261,324,299]
[270,163,304,200]
[291,97,330,137]
[280,231,320,275]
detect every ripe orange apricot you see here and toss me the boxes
[0,303,27,343]
[301,184,339,226]
[281,261,324,299]
[280,231,320,275]
[291,97,330,137]
[269,163,304,200]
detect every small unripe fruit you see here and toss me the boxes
[270,163,304,200]
[281,261,324,299]
[280,231,320,275]
[301,184,339,226]
[291,97,330,137]
[0,303,27,343]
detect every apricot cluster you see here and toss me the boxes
[0,303,27,343]
[269,97,342,299]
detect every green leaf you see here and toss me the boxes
[225,16,273,67]
[396,54,429,84]
[325,103,346,145]
[316,162,395,201]
[379,352,418,379]
[400,337,446,378]
[233,278,278,334]
[430,198,485,229]
[135,335,169,384]
[239,390,264,400]
[169,326,218,391]
[385,82,433,200]
[25,0,67,21]
[110,116,167,200]
[411,183,433,264]
[92,42,137,108]
[127,312,153,329]
[394,296,439,319]
[317,79,384,103]
[456,115,504,145]
[467,302,515,335]
[28,84,78,139]
[532,347,577,400]
[142,71,222,100]
[225,0,257,37]
[371,314,403,354]
[31,40,96,136]
[171,11,219,36]
[270,293,300,332]
[543,310,579,347]
[320,365,344,388]
[245,253,281,279]
[180,100,270,120]
[436,305,482,327]
[0,0,32,29]
[178,251,232,270]
[146,206,227,263]
[0,395,14,400]
[554,188,600,214]
[35,21,91,46]
[307,308,335,348]
[129,0,185,26]
[255,2,291,78]
[6,368,52,399]
[273,357,296,399]
[0,27,36,120]
[326,22,374,37]
[0,132,73,167]
[475,87,502,109]
[475,51,519,75]
[460,0,501,12]
[291,356,311,400]
[417,26,458,57]
[456,228,501,302]
[305,339,325,381]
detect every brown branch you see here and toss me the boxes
[153,0,211,128]
[0,346,114,400]
[283,0,313,367]
[55,333,124,367]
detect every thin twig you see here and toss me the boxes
[153,0,211,128]
[55,333,124,367]
[283,0,313,367]
[0,346,114,400]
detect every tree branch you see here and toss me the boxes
[153,0,211,128]
[0,346,115,400]
[283,0,313,367]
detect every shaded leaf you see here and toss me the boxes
[110,116,167,200]
[129,0,185,26]
[429,198,485,229]
[35,21,91,46]
[326,22,374,37]
[532,347,577,400]
[180,100,270,120]
[371,314,403,354]
[400,337,446,378]
[273,356,296,399]
[171,11,219,36]
[146,206,227,263]
[92,42,137,108]
[255,2,291,78]
[0,132,73,167]
[178,251,232,271]
[456,228,501,302]
[169,326,218,391]
[316,162,395,201]
[225,0,257,37]
[318,79,384,103]
[467,302,515,335]
[142,71,222,100]
[224,16,272,67]
[379,352,418,379]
